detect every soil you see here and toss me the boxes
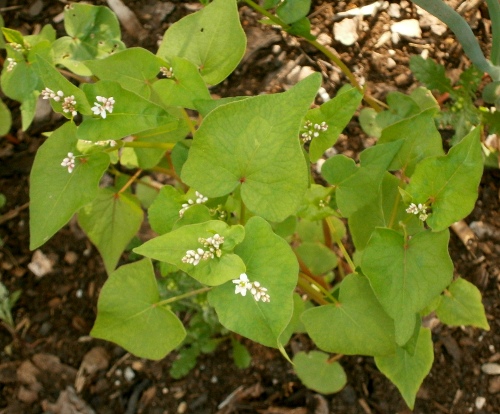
[1,1,500,413]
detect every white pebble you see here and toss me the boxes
[475,396,486,409]
[124,366,136,381]
[481,363,500,375]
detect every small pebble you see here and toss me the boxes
[334,18,359,46]
[177,401,187,414]
[124,366,135,381]
[475,396,486,409]
[76,289,83,298]
[481,363,500,375]
[387,57,396,69]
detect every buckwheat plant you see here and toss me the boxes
[0,0,491,408]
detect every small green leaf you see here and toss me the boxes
[91,258,186,360]
[231,338,252,368]
[436,278,489,330]
[151,57,211,109]
[208,217,298,348]
[359,107,382,138]
[295,242,337,275]
[361,229,453,346]
[375,328,434,409]
[134,221,246,286]
[78,81,179,142]
[296,184,336,220]
[30,123,109,249]
[0,99,12,136]
[157,0,246,85]
[306,86,362,162]
[379,108,444,175]
[181,73,321,222]
[410,56,453,93]
[407,127,483,232]
[85,48,166,99]
[322,140,403,217]
[301,273,396,356]
[349,173,422,251]
[294,350,346,394]
[78,189,143,274]
[148,185,185,235]
[52,3,125,76]
[277,0,311,24]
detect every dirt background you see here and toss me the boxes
[1,1,500,413]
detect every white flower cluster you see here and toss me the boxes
[160,66,174,78]
[406,202,429,221]
[6,58,17,72]
[181,234,224,266]
[9,42,23,51]
[79,139,117,147]
[301,120,328,143]
[41,88,78,117]
[91,96,115,119]
[61,152,76,173]
[232,273,270,303]
[179,191,208,217]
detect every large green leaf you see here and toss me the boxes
[378,108,444,175]
[436,278,489,330]
[77,81,178,142]
[375,328,434,409]
[78,189,143,274]
[301,273,396,356]
[85,48,166,99]
[276,0,311,24]
[30,123,109,249]
[134,221,246,286]
[52,3,125,76]
[293,350,346,394]
[148,185,186,235]
[181,73,321,222]
[321,140,403,217]
[406,127,483,232]
[306,86,362,161]
[157,0,246,85]
[208,217,298,348]
[91,259,186,360]
[361,229,453,346]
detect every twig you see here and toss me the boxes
[0,202,29,225]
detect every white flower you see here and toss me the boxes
[232,274,270,302]
[61,152,76,173]
[179,191,208,217]
[233,273,251,296]
[301,120,329,143]
[62,95,77,117]
[91,96,115,119]
[406,202,429,221]
[6,58,17,72]
[160,66,174,78]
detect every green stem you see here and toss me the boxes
[182,108,197,136]
[326,217,355,274]
[123,141,175,150]
[300,272,338,304]
[156,287,212,307]
[297,275,330,305]
[243,0,290,29]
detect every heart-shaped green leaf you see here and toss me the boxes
[361,228,453,346]
[91,258,186,360]
[78,189,143,274]
[157,0,246,85]
[208,217,298,348]
[406,127,483,232]
[293,350,347,394]
[301,273,396,356]
[181,73,321,222]
[375,328,434,409]
[436,278,489,330]
[30,122,109,249]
